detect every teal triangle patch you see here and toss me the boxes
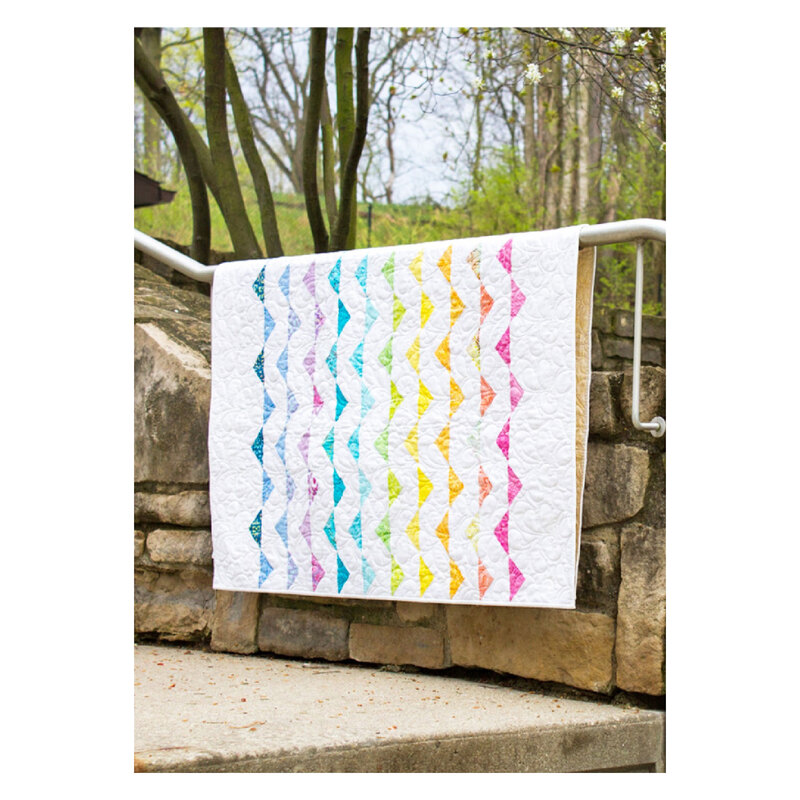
[349,512,362,548]
[333,469,345,505]
[335,386,348,420]
[324,513,336,548]
[337,555,350,593]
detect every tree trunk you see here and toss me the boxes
[203,28,261,260]
[134,36,210,264]
[335,28,358,249]
[224,49,284,258]
[302,28,330,253]
[320,83,338,234]
[140,27,162,177]
[330,28,370,252]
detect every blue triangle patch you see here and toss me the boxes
[324,513,336,548]
[364,298,378,333]
[355,256,368,292]
[287,389,298,415]
[275,428,287,464]
[337,555,350,593]
[335,386,348,420]
[288,308,301,338]
[262,471,273,503]
[326,342,338,378]
[258,551,273,587]
[347,427,360,461]
[275,511,288,546]
[359,469,372,501]
[249,510,262,546]
[253,350,265,382]
[277,345,289,380]
[349,512,362,548]
[338,299,351,335]
[362,556,375,592]
[286,473,295,502]
[287,553,298,588]
[349,341,364,377]
[279,264,291,298]
[333,469,345,505]
[264,306,275,341]
[322,427,335,462]
[361,386,374,417]
[253,267,265,301]
[263,389,275,423]
[328,258,342,294]
[251,429,264,464]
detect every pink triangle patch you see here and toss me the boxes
[303,262,316,296]
[508,466,522,504]
[509,373,524,410]
[495,327,511,365]
[311,554,325,590]
[298,431,310,464]
[497,239,513,274]
[496,419,510,460]
[303,347,315,377]
[300,509,312,545]
[510,279,527,317]
[313,386,324,414]
[494,511,510,554]
[478,559,494,598]
[509,558,525,600]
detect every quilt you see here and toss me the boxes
[209,227,594,608]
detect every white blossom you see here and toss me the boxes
[633,38,649,52]
[524,62,542,85]
[646,80,659,94]
[611,86,625,100]
[472,74,485,91]
[612,37,626,51]
[558,28,573,39]
[660,141,666,152]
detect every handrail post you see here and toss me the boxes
[632,240,666,437]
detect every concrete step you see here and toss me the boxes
[134,643,665,773]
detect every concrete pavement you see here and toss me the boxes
[134,643,664,772]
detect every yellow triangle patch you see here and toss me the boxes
[390,556,404,594]
[437,245,452,283]
[435,335,450,371]
[420,557,434,596]
[450,378,464,415]
[449,558,464,598]
[409,250,424,283]
[406,512,420,549]
[420,292,434,328]
[418,380,433,417]
[406,335,420,373]
[418,468,433,506]
[467,333,480,369]
[450,289,465,325]
[448,467,464,505]
[404,423,419,461]
[435,424,449,462]
[436,512,449,552]
[466,515,480,551]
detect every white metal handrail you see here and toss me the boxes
[134,218,666,437]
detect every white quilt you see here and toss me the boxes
[209,227,590,608]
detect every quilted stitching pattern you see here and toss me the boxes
[209,227,583,608]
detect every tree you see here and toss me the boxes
[134,26,373,261]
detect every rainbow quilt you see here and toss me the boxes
[209,227,593,608]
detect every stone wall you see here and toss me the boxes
[134,259,666,697]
